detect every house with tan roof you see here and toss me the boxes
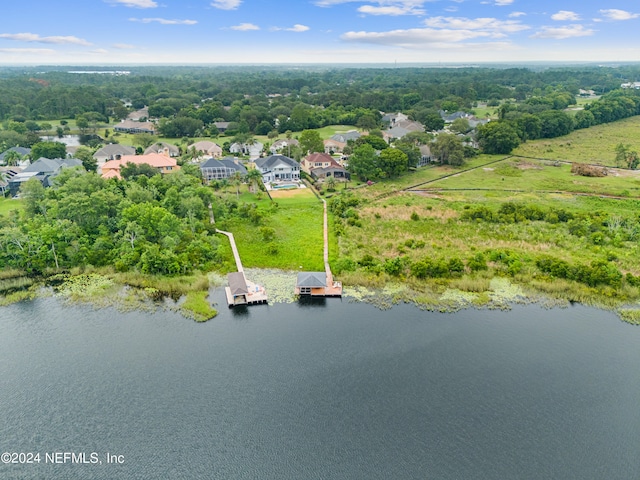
[300,152,341,175]
[188,141,222,158]
[101,153,179,180]
[93,144,136,173]
[114,119,156,134]
[323,138,346,154]
[144,142,180,158]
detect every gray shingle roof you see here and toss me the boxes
[94,144,136,157]
[255,154,298,170]
[296,272,327,288]
[201,157,247,174]
[228,272,249,296]
[0,147,31,161]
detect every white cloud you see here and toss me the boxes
[286,24,310,32]
[424,16,529,33]
[551,11,581,21]
[271,24,310,32]
[129,18,198,25]
[316,0,427,16]
[494,0,513,5]
[229,23,260,31]
[357,5,426,15]
[599,9,640,21]
[342,28,492,47]
[531,24,594,39]
[0,48,56,54]
[113,43,135,49]
[0,33,92,46]
[508,11,526,18]
[211,0,242,10]
[106,0,157,8]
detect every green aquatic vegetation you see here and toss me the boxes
[57,274,115,299]
[180,291,218,322]
[617,309,640,325]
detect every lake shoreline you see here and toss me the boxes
[2,268,639,326]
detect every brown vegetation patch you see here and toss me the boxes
[269,188,312,199]
[364,205,458,221]
[515,161,543,170]
[410,191,444,199]
[571,163,607,177]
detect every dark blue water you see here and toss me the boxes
[1,294,639,479]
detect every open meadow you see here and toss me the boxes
[513,116,640,166]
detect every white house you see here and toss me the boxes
[254,154,299,183]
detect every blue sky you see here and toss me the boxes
[1,0,639,64]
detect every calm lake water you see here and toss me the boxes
[1,292,639,479]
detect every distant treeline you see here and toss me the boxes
[2,65,640,153]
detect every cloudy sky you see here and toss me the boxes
[1,0,639,64]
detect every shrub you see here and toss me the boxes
[467,253,488,272]
[410,212,420,221]
[571,163,607,177]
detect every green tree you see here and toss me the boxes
[74,146,98,172]
[31,141,67,160]
[431,134,465,166]
[450,118,471,134]
[120,162,159,180]
[2,150,24,166]
[615,143,639,169]
[246,168,263,193]
[21,177,48,217]
[476,122,521,154]
[347,143,380,181]
[299,129,324,154]
[378,147,408,178]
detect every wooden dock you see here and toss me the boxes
[295,199,342,297]
[217,229,268,307]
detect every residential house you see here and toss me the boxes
[323,138,346,154]
[114,119,156,134]
[188,141,223,159]
[144,142,180,158]
[381,112,409,127]
[101,153,179,180]
[467,116,490,129]
[93,144,136,173]
[229,141,263,160]
[127,106,149,121]
[213,121,230,133]
[269,138,299,155]
[200,157,247,183]
[310,165,350,181]
[254,154,299,183]
[0,147,31,165]
[331,130,361,144]
[439,110,469,123]
[8,157,83,197]
[418,145,433,167]
[300,153,338,174]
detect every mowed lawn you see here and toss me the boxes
[513,116,640,166]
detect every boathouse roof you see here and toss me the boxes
[296,272,327,288]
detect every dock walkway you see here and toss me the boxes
[217,229,267,307]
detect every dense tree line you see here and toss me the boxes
[477,88,640,155]
[0,168,245,276]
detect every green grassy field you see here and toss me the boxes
[0,197,23,215]
[217,188,326,271]
[421,157,640,198]
[513,116,640,166]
